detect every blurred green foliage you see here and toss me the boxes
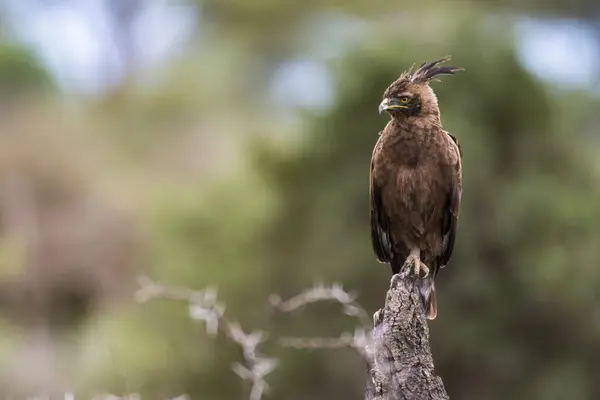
[0,43,54,98]
[1,1,600,400]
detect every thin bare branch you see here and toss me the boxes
[269,282,371,327]
[135,275,276,400]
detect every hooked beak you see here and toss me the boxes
[378,98,408,115]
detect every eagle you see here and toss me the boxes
[369,56,463,320]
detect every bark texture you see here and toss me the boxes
[365,272,449,400]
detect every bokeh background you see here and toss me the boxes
[1,0,600,399]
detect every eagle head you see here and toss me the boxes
[379,56,464,119]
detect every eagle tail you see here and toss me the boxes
[419,276,437,320]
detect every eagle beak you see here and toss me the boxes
[378,98,408,114]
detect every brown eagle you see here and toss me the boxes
[370,56,463,320]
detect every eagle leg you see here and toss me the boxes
[402,248,429,279]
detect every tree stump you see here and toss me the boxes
[365,272,449,400]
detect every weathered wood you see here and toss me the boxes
[365,271,449,400]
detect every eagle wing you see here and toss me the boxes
[439,132,462,267]
[369,138,393,263]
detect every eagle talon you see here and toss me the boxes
[403,251,429,279]
[419,262,430,279]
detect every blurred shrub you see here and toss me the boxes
[0,109,142,396]
[0,43,54,99]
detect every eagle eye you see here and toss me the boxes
[399,96,410,103]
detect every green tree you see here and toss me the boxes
[0,43,54,98]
